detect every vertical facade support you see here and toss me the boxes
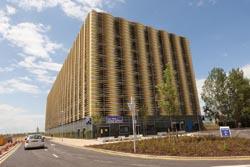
[136,24,153,116]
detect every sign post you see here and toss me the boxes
[128,96,136,153]
[220,126,231,137]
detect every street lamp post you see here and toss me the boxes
[61,111,64,142]
[128,96,136,153]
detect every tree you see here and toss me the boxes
[156,64,178,131]
[202,67,250,127]
[138,104,148,135]
[201,68,229,124]
[91,112,102,124]
[227,68,250,126]
[91,111,102,138]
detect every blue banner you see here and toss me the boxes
[106,116,123,123]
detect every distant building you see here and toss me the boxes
[45,10,201,138]
[36,126,39,133]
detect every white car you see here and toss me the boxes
[24,134,45,150]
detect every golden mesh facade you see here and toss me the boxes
[45,11,200,131]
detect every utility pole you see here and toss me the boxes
[128,96,136,153]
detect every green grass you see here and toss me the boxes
[90,136,250,156]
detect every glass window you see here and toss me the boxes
[130,25,136,39]
[132,41,136,50]
[114,19,120,35]
[120,126,129,133]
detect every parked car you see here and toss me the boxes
[24,134,45,150]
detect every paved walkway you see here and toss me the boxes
[48,128,250,148]
[48,137,103,147]
[190,128,250,139]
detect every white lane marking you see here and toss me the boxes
[44,149,48,151]
[52,154,59,158]
[130,164,159,167]
[211,165,250,167]
[93,159,113,164]
[51,144,55,146]
[0,144,21,165]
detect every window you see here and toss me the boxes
[98,34,103,43]
[114,19,120,35]
[132,51,137,60]
[117,59,122,68]
[158,32,162,45]
[144,29,149,42]
[98,45,104,54]
[97,14,103,28]
[119,97,123,104]
[115,37,121,46]
[146,44,150,52]
[132,41,136,50]
[116,48,122,57]
[120,126,129,134]
[130,25,136,39]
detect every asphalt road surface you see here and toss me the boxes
[1,140,250,167]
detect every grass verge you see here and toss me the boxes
[90,136,250,156]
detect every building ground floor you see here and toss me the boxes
[45,115,201,139]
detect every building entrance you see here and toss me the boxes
[99,127,110,137]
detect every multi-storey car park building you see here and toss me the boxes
[45,10,201,138]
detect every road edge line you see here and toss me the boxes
[0,143,21,164]
[49,140,250,161]
[82,147,250,161]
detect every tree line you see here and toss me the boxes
[201,67,250,127]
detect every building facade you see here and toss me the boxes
[45,11,201,138]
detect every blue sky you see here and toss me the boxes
[0,0,250,133]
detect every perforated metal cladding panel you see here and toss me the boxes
[120,19,136,116]
[181,38,201,115]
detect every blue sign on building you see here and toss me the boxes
[106,116,123,124]
[220,126,231,137]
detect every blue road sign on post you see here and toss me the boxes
[106,116,123,124]
[83,116,92,126]
[220,126,231,137]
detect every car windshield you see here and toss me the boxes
[29,135,42,139]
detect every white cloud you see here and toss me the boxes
[241,64,250,79]
[0,103,44,134]
[0,78,40,94]
[19,56,62,72]
[208,0,217,5]
[0,6,11,33]
[6,5,16,15]
[0,66,14,72]
[197,0,204,7]
[3,22,62,60]
[0,5,62,84]
[189,0,217,7]
[18,55,61,83]
[9,0,125,21]
[11,0,58,11]
[222,52,229,57]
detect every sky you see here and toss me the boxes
[0,0,250,134]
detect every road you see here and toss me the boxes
[1,140,250,167]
